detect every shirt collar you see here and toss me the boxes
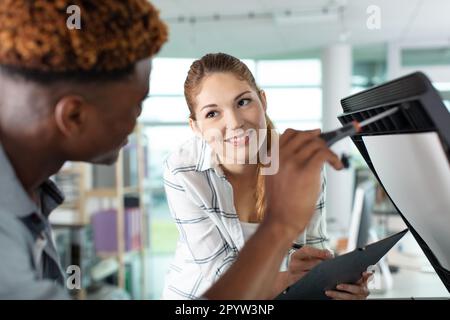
[195,137,226,178]
[0,142,64,219]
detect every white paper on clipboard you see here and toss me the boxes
[363,132,450,270]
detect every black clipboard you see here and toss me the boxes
[276,229,408,300]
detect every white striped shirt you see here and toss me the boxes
[162,136,328,300]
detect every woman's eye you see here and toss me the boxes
[238,98,251,107]
[206,111,218,118]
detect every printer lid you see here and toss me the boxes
[338,72,450,292]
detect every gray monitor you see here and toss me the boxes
[346,180,376,252]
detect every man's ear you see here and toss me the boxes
[189,118,202,137]
[259,90,267,112]
[54,95,88,137]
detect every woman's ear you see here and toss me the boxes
[189,117,202,137]
[259,90,267,112]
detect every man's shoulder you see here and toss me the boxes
[0,211,30,250]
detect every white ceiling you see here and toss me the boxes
[150,0,450,60]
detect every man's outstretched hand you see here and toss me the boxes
[205,128,344,300]
[264,128,343,240]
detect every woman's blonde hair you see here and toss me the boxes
[184,52,275,221]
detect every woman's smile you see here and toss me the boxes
[224,132,250,147]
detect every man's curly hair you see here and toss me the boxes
[0,0,168,80]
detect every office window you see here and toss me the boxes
[256,60,321,86]
[351,86,367,95]
[144,125,191,248]
[149,58,194,95]
[444,100,450,112]
[433,82,450,91]
[402,47,450,67]
[275,120,322,132]
[241,59,256,75]
[141,97,189,123]
[141,58,194,299]
[258,59,322,131]
[264,88,322,122]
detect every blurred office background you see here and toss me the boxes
[50,0,450,299]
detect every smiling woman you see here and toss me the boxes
[185,53,276,223]
[161,53,330,300]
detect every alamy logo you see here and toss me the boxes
[366,5,381,30]
[66,5,81,30]
[66,265,81,290]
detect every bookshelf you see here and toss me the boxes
[50,125,148,299]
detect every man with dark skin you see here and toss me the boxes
[0,0,343,299]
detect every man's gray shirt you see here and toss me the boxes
[0,142,68,299]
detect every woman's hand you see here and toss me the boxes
[325,271,373,300]
[287,246,333,287]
